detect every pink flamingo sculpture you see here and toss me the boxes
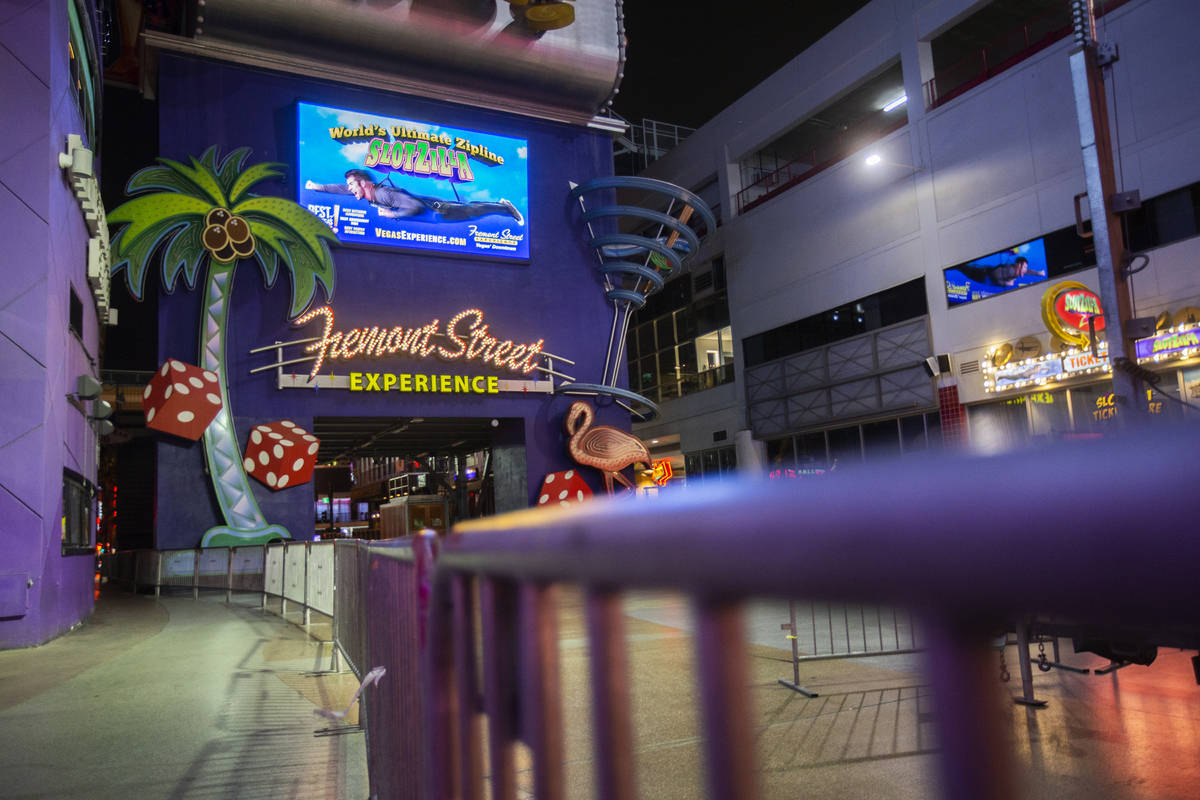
[564,401,651,494]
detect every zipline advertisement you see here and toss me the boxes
[297,101,529,260]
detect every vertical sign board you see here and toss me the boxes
[297,101,530,260]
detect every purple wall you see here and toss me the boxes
[152,55,626,549]
[0,0,100,648]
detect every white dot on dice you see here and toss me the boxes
[277,474,289,488]
[258,451,269,466]
[206,393,220,405]
[251,431,262,444]
[174,382,190,395]
[189,376,204,388]
[273,445,284,458]
[266,472,277,487]
[292,458,304,472]
[177,410,194,423]
[243,457,255,472]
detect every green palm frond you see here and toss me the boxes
[229,162,284,206]
[234,197,337,258]
[126,164,213,197]
[161,221,207,291]
[157,157,227,207]
[243,213,335,318]
[109,218,192,299]
[217,148,254,197]
[108,193,212,244]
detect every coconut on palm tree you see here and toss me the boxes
[108,147,337,548]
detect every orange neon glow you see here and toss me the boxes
[294,305,545,381]
[650,458,673,486]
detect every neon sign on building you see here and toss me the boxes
[294,306,546,381]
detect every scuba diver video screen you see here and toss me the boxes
[297,101,529,260]
[943,237,1049,306]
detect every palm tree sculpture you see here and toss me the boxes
[108,147,337,548]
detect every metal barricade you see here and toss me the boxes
[333,540,370,679]
[777,600,921,696]
[158,549,196,594]
[282,542,308,617]
[360,537,435,800]
[263,543,285,598]
[195,548,228,591]
[306,541,335,617]
[229,546,265,593]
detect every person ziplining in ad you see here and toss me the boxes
[306,169,523,225]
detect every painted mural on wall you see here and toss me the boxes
[298,101,529,259]
[108,146,338,547]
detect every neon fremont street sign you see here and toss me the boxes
[293,306,545,381]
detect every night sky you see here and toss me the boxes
[613,2,873,129]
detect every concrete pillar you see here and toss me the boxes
[492,418,528,514]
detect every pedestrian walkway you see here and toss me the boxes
[0,589,367,800]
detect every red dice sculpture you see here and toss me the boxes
[142,358,224,440]
[536,470,593,508]
[243,420,320,490]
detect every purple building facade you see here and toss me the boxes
[0,0,105,648]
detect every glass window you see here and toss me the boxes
[795,432,827,467]
[766,437,795,471]
[62,469,94,553]
[827,426,862,465]
[684,453,701,479]
[702,449,719,475]
[655,315,677,349]
[862,419,900,460]
[718,446,737,474]
[1027,390,1070,441]
[636,323,655,358]
[968,400,1030,453]
[899,414,927,454]
[925,412,942,450]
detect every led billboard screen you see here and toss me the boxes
[944,237,1049,306]
[298,101,529,260]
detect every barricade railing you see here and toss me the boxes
[777,600,920,696]
[418,428,1200,800]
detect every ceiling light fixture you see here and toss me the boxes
[883,94,908,112]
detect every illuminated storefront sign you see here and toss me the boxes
[1094,389,1165,421]
[983,341,1110,393]
[1134,325,1200,363]
[1041,281,1104,347]
[650,458,673,486]
[294,306,545,381]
